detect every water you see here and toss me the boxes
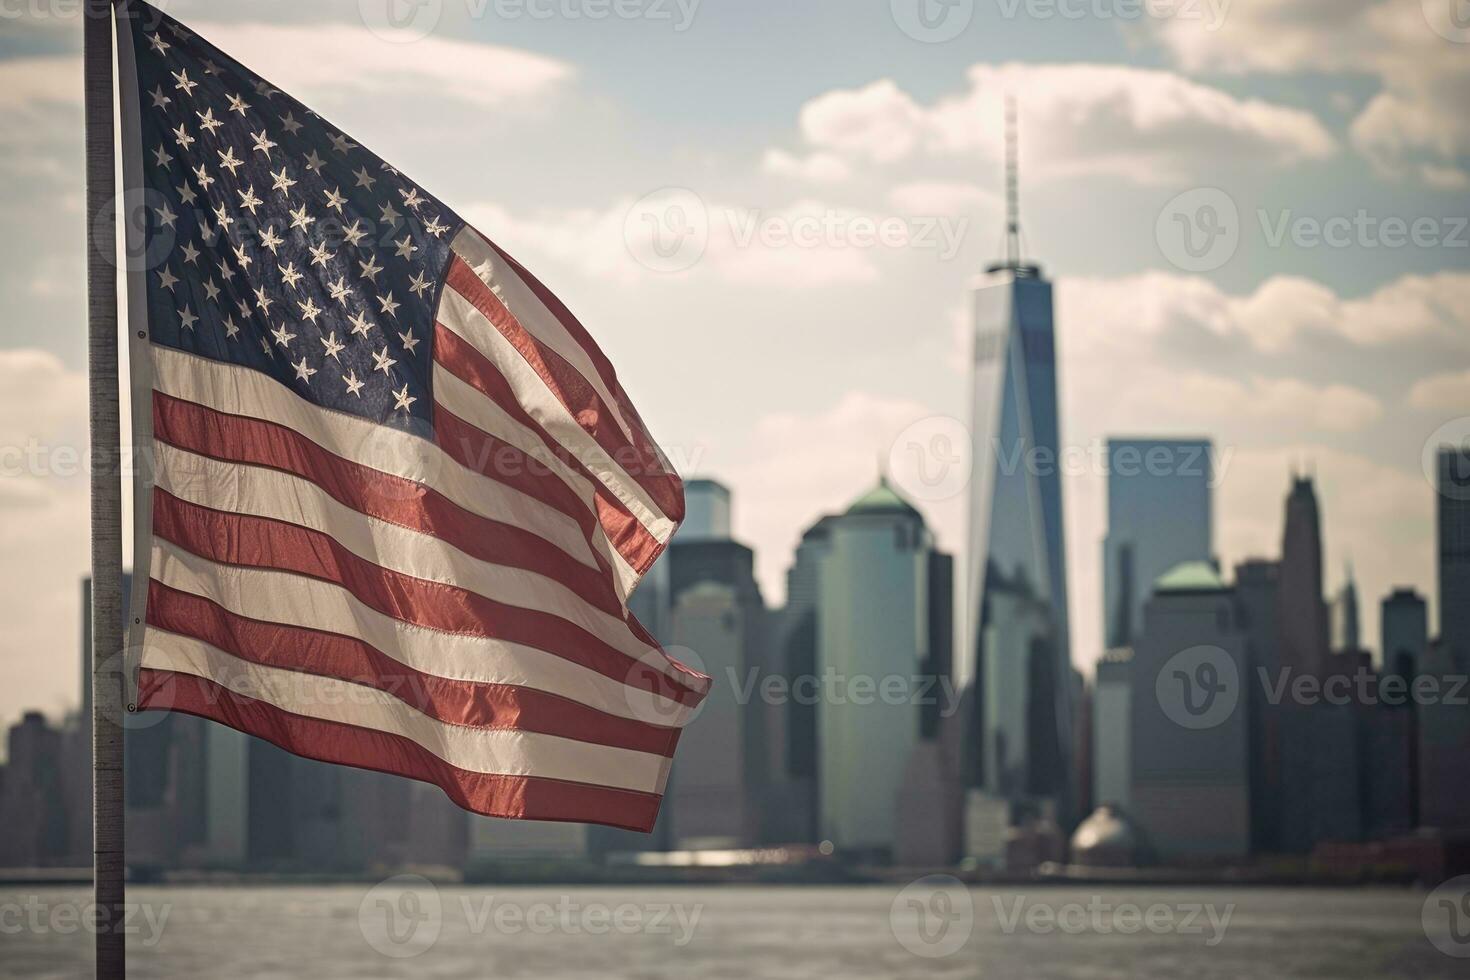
[0,884,1459,978]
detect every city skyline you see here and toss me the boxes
[1,1,1466,743]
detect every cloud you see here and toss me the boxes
[463,196,895,289]
[191,20,572,110]
[761,149,852,182]
[888,180,998,215]
[1408,369,1470,413]
[1145,1,1470,185]
[0,349,91,730]
[768,64,1335,187]
[1060,269,1470,356]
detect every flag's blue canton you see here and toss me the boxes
[132,13,464,433]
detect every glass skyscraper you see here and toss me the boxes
[962,258,1074,824]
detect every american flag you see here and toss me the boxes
[117,3,708,831]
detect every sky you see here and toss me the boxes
[1,0,1468,732]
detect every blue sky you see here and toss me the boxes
[1,0,1468,729]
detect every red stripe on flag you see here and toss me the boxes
[474,239,682,507]
[147,580,683,756]
[150,488,704,706]
[152,392,623,616]
[433,393,664,576]
[443,256,684,525]
[136,669,666,831]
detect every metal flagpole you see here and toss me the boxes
[84,1,126,977]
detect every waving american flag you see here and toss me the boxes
[116,2,707,831]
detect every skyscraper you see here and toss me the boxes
[963,104,1073,827]
[1330,563,1361,654]
[661,483,772,847]
[1380,587,1428,679]
[1103,438,1213,648]
[1437,447,1470,672]
[1129,562,1251,860]
[817,477,942,854]
[1279,476,1329,679]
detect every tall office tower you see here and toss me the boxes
[896,548,963,866]
[1102,438,1213,648]
[1091,648,1132,812]
[1380,588,1428,679]
[1437,447,1470,671]
[1330,564,1361,654]
[667,581,756,847]
[1129,563,1251,860]
[817,478,939,855]
[660,490,770,847]
[1279,476,1330,679]
[1234,559,1283,852]
[768,515,835,844]
[0,712,69,866]
[677,478,732,542]
[1418,635,1470,831]
[963,103,1073,830]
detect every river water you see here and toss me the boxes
[0,883,1461,978]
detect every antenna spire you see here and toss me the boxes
[1005,95,1020,269]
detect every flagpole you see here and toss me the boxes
[84,1,126,977]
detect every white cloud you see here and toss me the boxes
[769,64,1334,187]
[1408,369,1470,413]
[888,180,998,215]
[192,20,572,110]
[0,349,90,730]
[1060,269,1470,356]
[1146,1,1470,185]
[761,149,852,182]
[463,196,890,289]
